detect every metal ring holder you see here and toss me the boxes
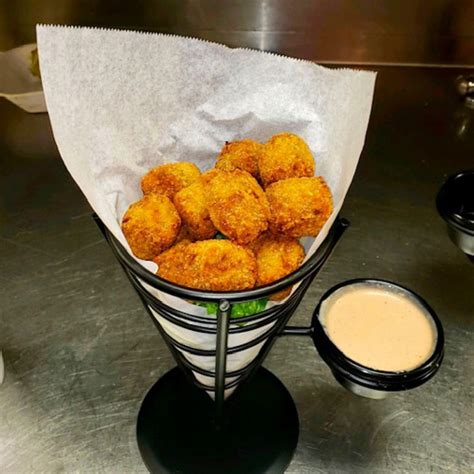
[95,216,349,474]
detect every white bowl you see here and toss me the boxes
[0,43,47,113]
[0,351,4,385]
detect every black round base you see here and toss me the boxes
[137,367,299,474]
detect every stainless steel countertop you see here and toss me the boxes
[2,0,474,66]
[0,66,473,473]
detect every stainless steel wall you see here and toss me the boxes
[1,0,473,66]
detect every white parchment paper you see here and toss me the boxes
[36,25,376,397]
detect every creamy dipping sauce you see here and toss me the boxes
[320,284,436,372]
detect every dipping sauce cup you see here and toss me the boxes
[437,170,474,257]
[311,279,444,399]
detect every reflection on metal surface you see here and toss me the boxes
[454,112,472,137]
[455,75,474,107]
[1,0,474,66]
[455,75,474,96]
[464,95,474,109]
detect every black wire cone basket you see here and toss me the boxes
[95,215,349,474]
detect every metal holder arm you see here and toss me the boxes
[279,326,313,336]
[215,300,231,421]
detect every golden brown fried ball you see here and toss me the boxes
[173,182,217,240]
[250,233,305,301]
[266,177,333,238]
[122,194,181,260]
[215,139,262,179]
[154,240,257,291]
[251,233,305,286]
[202,169,270,245]
[258,133,315,187]
[141,162,201,199]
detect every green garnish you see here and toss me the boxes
[195,298,268,319]
[214,232,227,240]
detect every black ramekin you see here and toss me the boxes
[311,279,445,399]
[437,170,474,257]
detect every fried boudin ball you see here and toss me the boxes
[215,139,262,179]
[266,177,333,238]
[202,169,270,245]
[258,133,315,187]
[250,233,305,301]
[154,240,257,291]
[173,182,217,240]
[141,162,201,199]
[122,193,181,260]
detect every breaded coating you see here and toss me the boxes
[122,194,181,260]
[259,133,315,187]
[250,233,305,301]
[173,182,217,240]
[154,240,257,291]
[141,162,201,198]
[269,287,292,302]
[215,139,262,179]
[175,225,196,245]
[251,233,305,285]
[266,177,333,238]
[202,169,270,245]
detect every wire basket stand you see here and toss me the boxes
[95,216,349,474]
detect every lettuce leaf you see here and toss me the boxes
[195,298,268,319]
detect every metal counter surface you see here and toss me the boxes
[0,66,473,473]
[2,0,474,66]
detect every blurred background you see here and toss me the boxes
[1,0,474,66]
